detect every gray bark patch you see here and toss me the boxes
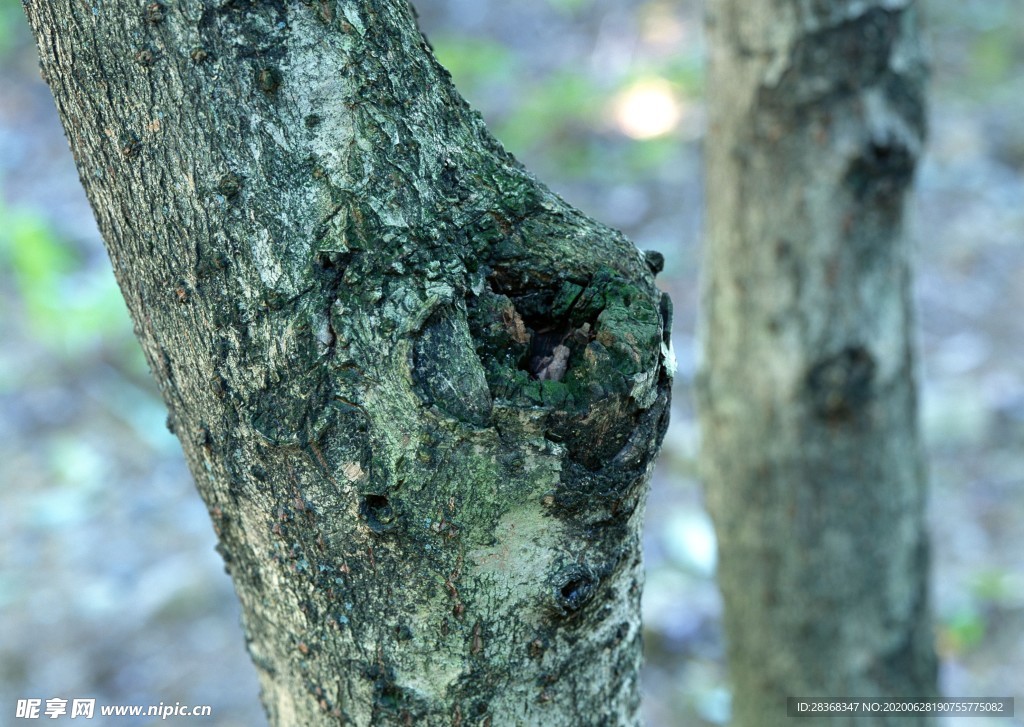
[413,305,493,427]
[762,7,903,111]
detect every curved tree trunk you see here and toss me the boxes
[700,1,936,725]
[24,1,671,725]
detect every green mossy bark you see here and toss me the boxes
[24,1,671,725]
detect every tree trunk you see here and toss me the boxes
[700,1,936,724]
[23,1,671,725]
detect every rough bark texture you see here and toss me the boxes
[700,1,936,724]
[24,1,672,725]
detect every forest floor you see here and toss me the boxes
[1,1,1022,725]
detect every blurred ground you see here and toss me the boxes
[1,0,1022,725]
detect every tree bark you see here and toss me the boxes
[700,1,936,724]
[23,1,671,725]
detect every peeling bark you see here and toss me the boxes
[23,1,671,725]
[700,1,937,725]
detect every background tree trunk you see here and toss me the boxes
[23,1,671,724]
[700,1,937,724]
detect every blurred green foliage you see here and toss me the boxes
[940,606,987,655]
[498,71,604,164]
[928,0,1024,100]
[544,0,595,14]
[969,27,1017,87]
[0,1,22,58]
[432,30,702,183]
[431,35,599,172]
[969,568,1024,611]
[936,568,1022,657]
[0,198,134,355]
[429,35,517,90]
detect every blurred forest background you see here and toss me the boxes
[1,0,1022,725]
